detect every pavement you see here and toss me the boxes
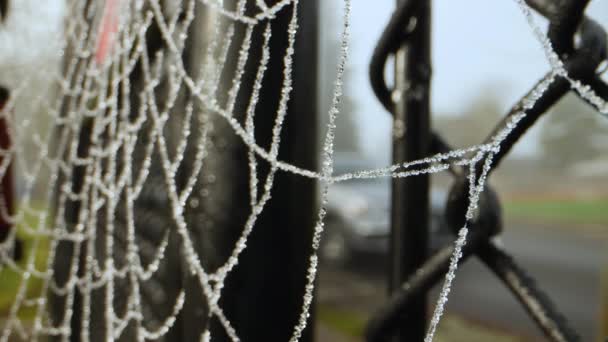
[316,220,608,341]
[447,220,607,341]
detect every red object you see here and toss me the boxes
[95,0,120,65]
[0,87,13,244]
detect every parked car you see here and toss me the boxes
[321,178,450,266]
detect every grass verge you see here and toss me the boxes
[0,205,50,320]
[317,305,526,341]
[504,198,608,226]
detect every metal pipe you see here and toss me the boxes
[388,1,432,340]
[478,242,581,342]
[473,8,607,179]
[368,0,459,177]
[367,231,485,342]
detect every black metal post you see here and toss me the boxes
[389,1,432,341]
[185,1,319,341]
[218,1,319,340]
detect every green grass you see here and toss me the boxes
[0,205,50,320]
[504,198,608,226]
[316,304,525,342]
[317,305,366,337]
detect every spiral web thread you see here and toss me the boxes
[0,0,606,341]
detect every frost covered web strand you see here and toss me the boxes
[290,0,350,340]
[414,1,608,336]
[0,0,604,341]
[513,0,608,115]
[424,71,557,341]
[3,1,205,340]
[0,0,309,340]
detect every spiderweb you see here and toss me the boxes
[0,0,606,341]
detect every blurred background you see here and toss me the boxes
[0,0,607,341]
[316,1,608,341]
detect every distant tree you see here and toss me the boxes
[330,69,360,153]
[319,0,360,154]
[540,93,608,168]
[434,86,503,148]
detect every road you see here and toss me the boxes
[318,222,608,341]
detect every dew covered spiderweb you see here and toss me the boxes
[0,0,606,341]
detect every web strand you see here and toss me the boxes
[0,0,605,341]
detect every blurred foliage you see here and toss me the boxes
[319,1,360,154]
[434,85,503,149]
[0,204,49,321]
[317,305,365,338]
[540,93,608,169]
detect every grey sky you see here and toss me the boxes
[1,1,606,164]
[332,1,608,162]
